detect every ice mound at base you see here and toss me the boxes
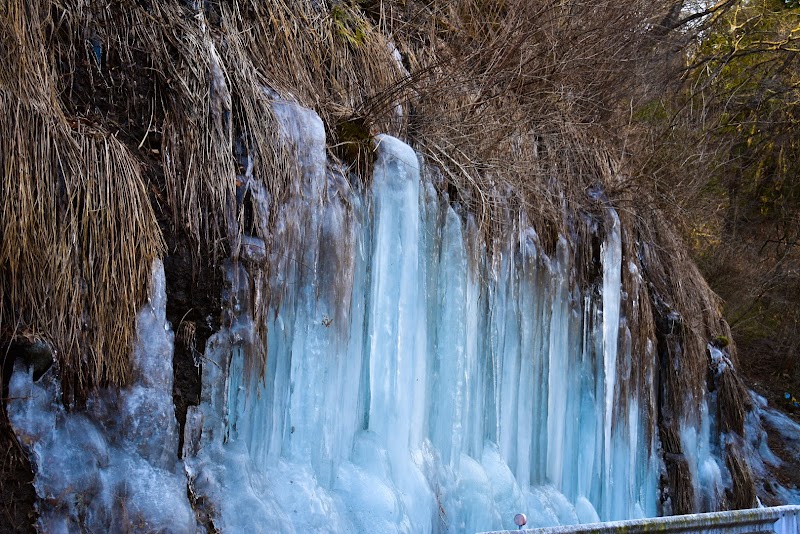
[8,261,197,533]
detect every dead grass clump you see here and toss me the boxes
[0,93,163,396]
[717,367,751,435]
[0,0,54,110]
[665,452,696,515]
[226,1,407,125]
[214,0,409,182]
[725,442,757,510]
[59,2,240,256]
[1,0,165,397]
[619,215,660,451]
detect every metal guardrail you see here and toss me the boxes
[480,505,800,534]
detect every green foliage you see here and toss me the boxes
[676,0,800,392]
[331,3,368,46]
[691,0,800,223]
[332,116,374,175]
[714,335,731,348]
[632,99,670,123]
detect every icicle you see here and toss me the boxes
[601,207,623,518]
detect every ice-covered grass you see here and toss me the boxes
[674,344,800,511]
[743,392,800,506]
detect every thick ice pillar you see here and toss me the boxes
[366,135,427,457]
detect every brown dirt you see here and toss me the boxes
[0,351,36,533]
[160,220,222,458]
[0,424,36,534]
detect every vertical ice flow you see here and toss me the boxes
[367,134,425,460]
[180,100,660,533]
[602,208,622,502]
[5,97,663,533]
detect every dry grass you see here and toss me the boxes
[726,441,757,510]
[0,94,163,396]
[391,0,676,243]
[637,213,726,409]
[0,1,163,396]
[718,368,751,435]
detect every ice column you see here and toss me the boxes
[602,207,622,520]
[366,135,427,458]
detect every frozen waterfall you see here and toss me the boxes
[7,100,665,533]
[183,101,660,532]
[8,262,196,532]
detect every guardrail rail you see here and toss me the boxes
[480,505,800,534]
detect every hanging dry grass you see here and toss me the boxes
[725,441,757,510]
[717,368,751,435]
[355,0,680,248]
[0,0,164,396]
[222,0,407,129]
[636,211,727,411]
[55,1,238,255]
[632,205,759,510]
[0,0,54,110]
[0,94,163,396]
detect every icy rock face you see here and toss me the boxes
[7,261,197,533]
[676,344,729,513]
[182,100,660,533]
[743,392,800,506]
[677,345,800,513]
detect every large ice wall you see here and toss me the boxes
[182,100,661,533]
[8,262,196,533]
[5,98,673,533]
